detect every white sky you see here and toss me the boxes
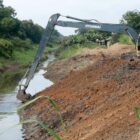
[3,0,140,35]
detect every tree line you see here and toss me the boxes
[61,10,140,47]
[0,0,61,58]
[0,0,140,58]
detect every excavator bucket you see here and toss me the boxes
[17,89,31,103]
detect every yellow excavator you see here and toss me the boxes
[17,13,140,102]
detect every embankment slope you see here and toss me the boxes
[22,44,140,140]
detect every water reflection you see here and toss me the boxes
[20,54,55,96]
[0,93,23,140]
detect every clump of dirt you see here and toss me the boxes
[44,44,135,82]
[21,44,140,140]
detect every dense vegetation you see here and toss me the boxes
[0,0,61,92]
[56,29,110,59]
[0,0,61,59]
[121,10,140,33]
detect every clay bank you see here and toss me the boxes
[18,45,140,140]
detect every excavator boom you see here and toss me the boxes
[17,13,140,102]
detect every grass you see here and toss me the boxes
[118,34,133,45]
[0,44,51,92]
[0,47,35,92]
[13,46,37,65]
[58,45,82,59]
[46,44,60,54]
[0,69,25,92]
[13,44,57,65]
[57,43,104,59]
[118,34,134,45]
[134,107,140,120]
[0,46,37,92]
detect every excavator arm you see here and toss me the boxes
[17,13,140,102]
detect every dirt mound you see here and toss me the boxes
[45,44,135,82]
[21,45,140,140]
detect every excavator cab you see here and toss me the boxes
[17,13,140,102]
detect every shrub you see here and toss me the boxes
[0,38,13,58]
[118,34,133,45]
[57,44,82,59]
[111,33,133,45]
[11,37,32,50]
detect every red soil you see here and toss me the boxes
[22,45,140,140]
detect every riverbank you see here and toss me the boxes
[0,44,50,92]
[0,54,55,140]
[45,44,135,82]
[0,46,37,92]
[20,44,140,140]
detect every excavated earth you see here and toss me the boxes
[21,44,140,140]
[44,44,135,83]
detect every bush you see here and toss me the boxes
[57,45,82,59]
[118,34,133,45]
[121,10,140,33]
[0,38,13,58]
[111,33,133,45]
[13,45,37,65]
[0,68,25,92]
[11,37,33,50]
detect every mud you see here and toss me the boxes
[21,44,140,140]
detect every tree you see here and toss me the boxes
[0,17,20,36]
[0,1,61,45]
[19,20,62,43]
[50,29,63,43]
[19,20,44,43]
[77,29,110,42]
[0,39,13,58]
[121,10,140,33]
[0,0,4,8]
[0,3,19,37]
[0,6,16,20]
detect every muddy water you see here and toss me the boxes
[0,54,55,140]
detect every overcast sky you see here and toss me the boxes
[3,0,140,35]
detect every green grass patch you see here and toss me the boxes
[118,34,133,45]
[13,46,37,65]
[0,68,25,92]
[57,45,82,59]
[57,43,104,59]
[81,43,104,49]
[0,45,38,92]
[134,107,140,120]
[0,43,58,92]
[118,34,134,45]
[45,43,60,54]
